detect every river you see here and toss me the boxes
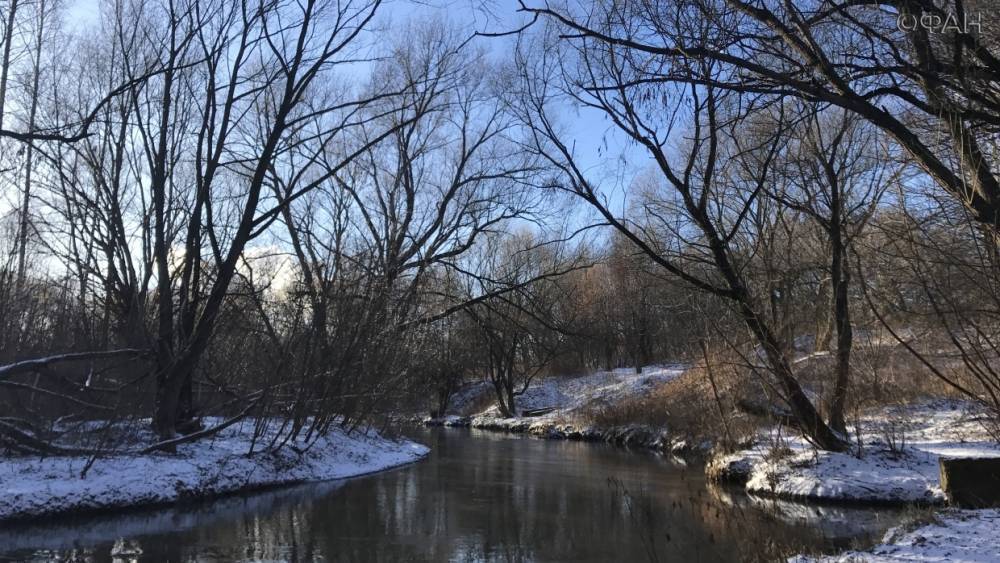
[0,428,909,562]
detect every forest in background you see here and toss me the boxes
[0,0,999,456]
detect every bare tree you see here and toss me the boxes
[0,0,21,128]
[269,22,547,433]
[21,0,401,441]
[466,232,572,417]
[862,187,1000,436]
[13,0,59,290]
[512,28,849,449]
[769,109,895,433]
[517,0,1000,229]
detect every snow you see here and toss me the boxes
[473,364,685,420]
[0,420,428,522]
[0,479,349,552]
[746,447,945,504]
[715,401,1000,504]
[426,365,686,448]
[423,365,688,452]
[793,509,1000,562]
[446,380,493,413]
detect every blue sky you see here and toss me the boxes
[63,0,645,217]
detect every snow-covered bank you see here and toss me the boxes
[746,448,945,504]
[709,401,1000,505]
[427,365,688,450]
[0,421,428,522]
[792,509,1000,562]
[710,402,1000,561]
[0,480,349,552]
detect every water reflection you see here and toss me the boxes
[1,429,908,562]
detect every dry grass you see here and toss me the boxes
[580,360,766,450]
[578,335,993,451]
[456,386,496,416]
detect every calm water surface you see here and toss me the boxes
[1,429,908,562]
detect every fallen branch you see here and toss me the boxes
[0,419,101,456]
[141,397,261,454]
[0,416,41,433]
[0,349,150,382]
[0,381,112,411]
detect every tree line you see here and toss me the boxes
[1,0,998,454]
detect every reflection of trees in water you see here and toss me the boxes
[2,432,910,562]
[704,482,912,559]
[605,475,775,562]
[0,480,347,556]
[588,471,911,562]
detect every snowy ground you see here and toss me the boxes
[433,369,1000,561]
[429,365,686,448]
[792,509,1000,562]
[709,401,1000,561]
[444,365,684,422]
[710,401,1000,504]
[0,420,428,522]
[0,480,350,552]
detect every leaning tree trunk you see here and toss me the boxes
[710,226,848,452]
[740,299,849,452]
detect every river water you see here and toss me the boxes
[1,428,909,562]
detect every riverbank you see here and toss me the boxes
[426,365,691,452]
[432,368,1000,561]
[711,400,1000,562]
[708,400,1000,505]
[0,420,428,522]
[792,508,1000,562]
[3,427,887,562]
[430,372,999,505]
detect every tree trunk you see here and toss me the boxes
[814,278,833,352]
[826,213,852,435]
[492,371,516,418]
[0,0,18,128]
[14,0,43,290]
[741,299,848,451]
[821,152,854,437]
[153,346,202,441]
[708,223,848,452]
[150,19,179,440]
[153,366,183,443]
